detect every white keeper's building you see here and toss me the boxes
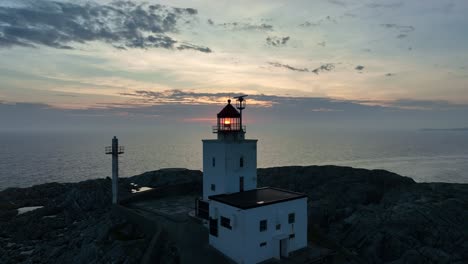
[196,98,308,264]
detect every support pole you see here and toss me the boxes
[112,136,119,204]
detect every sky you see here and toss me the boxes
[1,0,468,131]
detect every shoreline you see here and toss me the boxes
[2,161,468,192]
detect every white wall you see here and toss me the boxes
[209,197,308,264]
[209,201,246,263]
[202,139,257,200]
[202,140,226,200]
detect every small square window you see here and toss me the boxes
[211,184,216,191]
[221,216,232,230]
[260,242,267,247]
[288,213,295,224]
[259,219,267,232]
[240,157,244,167]
[289,234,295,239]
[276,224,281,230]
[212,157,216,167]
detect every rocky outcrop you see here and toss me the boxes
[258,165,468,264]
[0,179,145,263]
[0,166,466,264]
[125,168,202,189]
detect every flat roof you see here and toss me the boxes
[209,187,307,209]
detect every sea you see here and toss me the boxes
[1,126,467,190]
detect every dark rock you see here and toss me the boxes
[259,165,467,264]
[125,168,202,188]
[1,166,466,264]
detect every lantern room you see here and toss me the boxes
[214,99,245,133]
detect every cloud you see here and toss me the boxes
[310,108,343,112]
[396,34,408,39]
[118,89,387,111]
[327,0,347,7]
[381,24,415,33]
[119,89,275,107]
[299,21,319,27]
[177,43,212,53]
[219,22,273,31]
[6,92,468,113]
[355,65,365,71]
[3,93,468,131]
[266,36,290,47]
[386,99,468,111]
[268,62,309,72]
[0,0,211,52]
[268,62,335,75]
[300,16,337,28]
[366,2,403,9]
[439,2,455,13]
[385,73,395,77]
[311,64,335,74]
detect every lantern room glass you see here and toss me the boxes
[218,117,241,131]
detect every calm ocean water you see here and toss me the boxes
[1,126,467,190]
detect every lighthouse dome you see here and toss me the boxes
[217,100,240,118]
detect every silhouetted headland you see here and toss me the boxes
[421,127,468,132]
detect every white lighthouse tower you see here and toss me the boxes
[196,97,308,264]
[202,96,257,199]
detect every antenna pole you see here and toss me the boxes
[239,101,243,130]
[112,137,118,204]
[234,95,248,132]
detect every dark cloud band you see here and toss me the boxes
[268,62,336,74]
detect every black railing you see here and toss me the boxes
[105,146,125,154]
[212,125,246,133]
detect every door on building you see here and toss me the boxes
[239,176,244,192]
[280,238,288,258]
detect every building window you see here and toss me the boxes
[288,213,295,224]
[211,184,216,191]
[240,157,244,167]
[289,234,295,239]
[212,157,216,167]
[239,176,244,192]
[276,224,281,230]
[220,216,232,230]
[259,219,267,232]
[260,242,267,247]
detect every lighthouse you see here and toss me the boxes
[196,97,308,264]
[202,97,257,199]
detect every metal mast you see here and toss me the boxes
[233,95,248,131]
[105,136,124,204]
